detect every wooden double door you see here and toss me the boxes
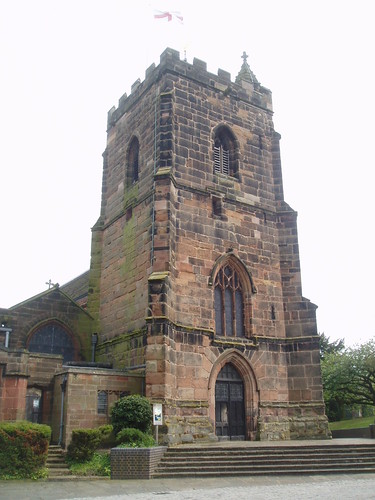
[215,363,245,440]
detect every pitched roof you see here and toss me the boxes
[60,270,90,303]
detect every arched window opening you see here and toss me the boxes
[128,137,139,185]
[27,321,76,363]
[213,127,238,177]
[214,264,244,337]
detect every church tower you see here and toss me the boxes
[88,48,330,443]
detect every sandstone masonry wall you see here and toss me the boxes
[88,48,329,442]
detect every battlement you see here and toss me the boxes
[108,47,273,129]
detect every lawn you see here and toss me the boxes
[329,416,375,431]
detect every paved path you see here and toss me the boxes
[2,474,375,500]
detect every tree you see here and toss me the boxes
[319,332,345,360]
[322,339,375,413]
[319,333,346,420]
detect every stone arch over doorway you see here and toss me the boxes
[208,349,259,440]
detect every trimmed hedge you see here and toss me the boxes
[116,428,156,448]
[67,428,101,462]
[98,424,116,448]
[110,395,153,434]
[0,421,51,479]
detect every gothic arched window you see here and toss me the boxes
[27,321,76,363]
[127,136,139,185]
[213,126,238,178]
[214,263,244,337]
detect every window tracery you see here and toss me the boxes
[214,263,244,337]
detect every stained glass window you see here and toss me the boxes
[214,264,244,337]
[28,322,75,363]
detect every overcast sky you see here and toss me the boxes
[1,0,374,347]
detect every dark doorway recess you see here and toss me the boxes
[215,363,245,440]
[26,390,42,423]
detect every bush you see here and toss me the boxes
[116,428,156,448]
[66,429,101,462]
[68,451,110,476]
[110,395,152,434]
[0,421,51,479]
[97,424,116,448]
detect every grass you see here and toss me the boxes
[68,451,111,477]
[329,416,375,431]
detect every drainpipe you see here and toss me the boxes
[58,374,68,447]
[0,324,12,348]
[91,333,98,362]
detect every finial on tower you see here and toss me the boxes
[236,51,259,86]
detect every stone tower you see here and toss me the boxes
[88,48,330,443]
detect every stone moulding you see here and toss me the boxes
[110,446,167,480]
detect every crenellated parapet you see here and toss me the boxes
[107,47,273,129]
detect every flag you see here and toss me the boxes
[154,10,183,24]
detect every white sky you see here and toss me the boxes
[1,0,374,347]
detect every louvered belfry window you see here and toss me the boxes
[214,143,229,175]
[214,264,244,337]
[213,126,237,177]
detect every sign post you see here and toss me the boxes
[152,403,163,444]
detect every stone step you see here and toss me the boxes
[47,462,70,469]
[46,457,68,466]
[47,451,66,459]
[154,466,375,478]
[161,456,375,464]
[46,475,109,482]
[157,460,375,470]
[166,445,375,454]
[47,455,66,461]
[46,445,71,479]
[160,457,375,466]
[47,467,71,475]
[154,443,375,478]
[162,450,375,459]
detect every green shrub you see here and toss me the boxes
[68,451,110,476]
[0,421,51,479]
[116,427,156,448]
[110,395,152,434]
[66,429,101,462]
[97,424,116,448]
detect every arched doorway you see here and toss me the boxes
[209,350,259,441]
[215,363,245,440]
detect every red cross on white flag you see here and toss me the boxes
[154,10,184,24]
